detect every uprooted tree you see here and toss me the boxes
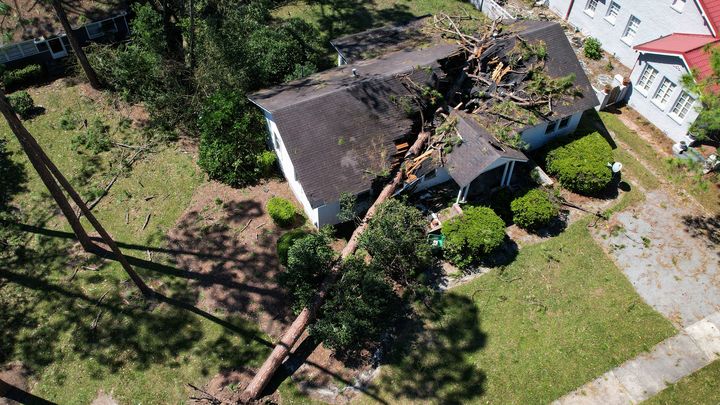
[241,14,583,401]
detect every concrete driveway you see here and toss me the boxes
[593,189,720,327]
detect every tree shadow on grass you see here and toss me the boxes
[682,214,720,256]
[378,293,487,404]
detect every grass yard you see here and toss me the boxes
[646,360,720,405]
[0,82,276,403]
[365,219,676,404]
[600,111,720,213]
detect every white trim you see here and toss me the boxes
[695,0,718,37]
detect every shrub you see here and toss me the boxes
[72,119,111,153]
[7,91,35,119]
[59,108,81,130]
[256,150,277,177]
[197,91,268,186]
[277,228,310,266]
[442,206,506,269]
[279,230,335,311]
[511,189,559,230]
[2,64,43,90]
[545,132,613,195]
[584,37,603,60]
[310,255,400,354]
[267,196,296,227]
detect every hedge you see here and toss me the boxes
[442,206,506,269]
[511,189,559,230]
[267,196,296,227]
[2,64,43,91]
[545,132,613,195]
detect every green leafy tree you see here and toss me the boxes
[682,45,720,143]
[442,206,505,269]
[279,229,336,312]
[197,91,268,186]
[358,199,431,284]
[311,254,400,354]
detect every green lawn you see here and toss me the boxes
[646,360,720,405]
[600,111,719,213]
[0,83,274,403]
[365,220,676,404]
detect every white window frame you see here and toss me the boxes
[584,0,599,17]
[604,1,621,24]
[636,64,659,95]
[669,91,695,122]
[652,77,677,109]
[621,15,641,45]
[671,0,687,12]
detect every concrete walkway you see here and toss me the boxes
[553,312,720,404]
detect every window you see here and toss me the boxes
[545,120,558,134]
[636,65,658,93]
[585,0,598,16]
[423,169,437,181]
[652,78,677,107]
[670,91,695,120]
[622,15,641,44]
[605,1,621,24]
[558,116,571,129]
[672,0,686,12]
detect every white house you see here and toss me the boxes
[248,21,599,227]
[544,0,720,143]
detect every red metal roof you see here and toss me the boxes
[635,33,720,80]
[697,0,720,37]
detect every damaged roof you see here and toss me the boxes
[248,43,460,208]
[330,16,433,64]
[445,111,527,188]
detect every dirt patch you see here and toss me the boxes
[90,390,118,405]
[614,108,675,155]
[0,362,29,405]
[78,83,151,129]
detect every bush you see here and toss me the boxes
[267,197,296,227]
[310,255,400,354]
[59,108,81,130]
[442,206,506,269]
[197,91,269,186]
[584,37,603,60]
[511,189,559,230]
[256,150,277,177]
[2,64,43,90]
[277,228,310,266]
[7,91,35,119]
[72,119,112,153]
[545,132,613,195]
[279,230,335,311]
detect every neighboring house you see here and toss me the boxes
[544,0,720,143]
[0,13,129,69]
[249,21,599,227]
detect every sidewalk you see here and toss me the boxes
[553,312,720,404]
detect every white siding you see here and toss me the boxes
[628,53,700,143]
[547,0,712,67]
[262,112,321,227]
[520,112,583,150]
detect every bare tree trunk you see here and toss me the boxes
[51,0,101,90]
[240,132,430,402]
[0,378,57,405]
[0,91,152,297]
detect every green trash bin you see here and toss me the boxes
[428,234,445,249]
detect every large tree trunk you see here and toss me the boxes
[51,0,101,90]
[0,91,152,297]
[0,378,57,405]
[240,132,430,402]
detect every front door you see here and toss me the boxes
[47,36,67,59]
